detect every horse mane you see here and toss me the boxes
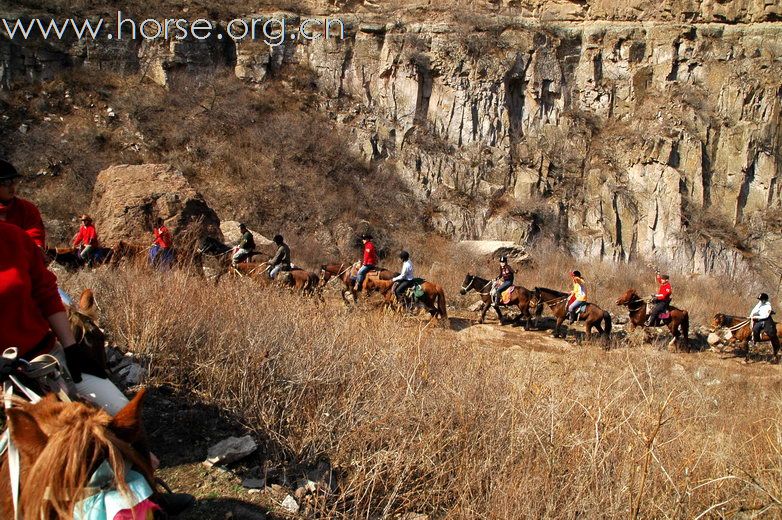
[534,286,567,297]
[8,397,144,520]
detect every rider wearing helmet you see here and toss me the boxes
[749,293,781,361]
[567,270,587,323]
[493,255,514,306]
[268,234,291,278]
[392,250,414,308]
[0,159,46,249]
[354,233,378,292]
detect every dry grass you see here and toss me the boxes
[56,265,782,518]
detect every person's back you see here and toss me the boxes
[0,220,62,356]
[269,235,291,279]
[0,160,45,248]
[242,230,256,251]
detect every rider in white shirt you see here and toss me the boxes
[749,292,780,361]
[392,251,414,308]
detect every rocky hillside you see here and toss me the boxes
[1,2,780,277]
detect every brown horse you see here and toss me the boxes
[109,240,148,268]
[0,390,156,520]
[532,287,612,341]
[365,278,449,321]
[615,289,690,350]
[711,313,782,362]
[319,262,397,304]
[280,269,322,297]
[459,273,539,329]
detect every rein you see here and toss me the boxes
[461,278,493,296]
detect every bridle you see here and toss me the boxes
[460,277,492,295]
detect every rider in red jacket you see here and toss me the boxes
[150,217,174,269]
[72,214,99,265]
[0,159,46,248]
[646,272,672,326]
[354,233,379,291]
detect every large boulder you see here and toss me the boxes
[90,164,221,244]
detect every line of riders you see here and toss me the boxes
[3,156,782,516]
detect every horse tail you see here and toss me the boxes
[436,288,448,320]
[603,310,612,336]
[681,311,690,344]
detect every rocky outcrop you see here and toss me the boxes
[2,8,781,276]
[90,164,221,244]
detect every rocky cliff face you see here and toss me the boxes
[2,6,780,276]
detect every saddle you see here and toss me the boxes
[501,286,515,304]
[403,278,427,301]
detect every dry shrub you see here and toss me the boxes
[58,267,782,518]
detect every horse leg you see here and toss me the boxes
[479,302,489,324]
[496,306,506,325]
[554,316,565,338]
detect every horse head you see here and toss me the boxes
[615,288,639,306]
[711,313,728,329]
[1,389,153,519]
[460,274,476,295]
[319,264,332,286]
[68,289,108,374]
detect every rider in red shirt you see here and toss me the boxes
[646,272,672,326]
[354,233,379,291]
[72,214,99,265]
[0,159,46,248]
[150,217,174,269]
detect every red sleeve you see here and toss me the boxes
[21,200,45,248]
[73,227,83,246]
[25,229,64,318]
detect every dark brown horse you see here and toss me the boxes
[319,262,397,304]
[532,287,612,340]
[615,289,690,350]
[711,313,782,362]
[365,278,449,322]
[44,246,113,271]
[68,289,108,373]
[459,273,539,329]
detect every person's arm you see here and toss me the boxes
[47,311,76,347]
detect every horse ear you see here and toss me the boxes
[110,388,147,443]
[7,408,48,459]
[78,289,99,322]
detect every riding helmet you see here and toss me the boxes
[0,159,20,181]
[239,223,247,229]
[274,234,284,244]
[80,214,92,222]
[499,255,507,263]
[571,270,581,277]
[399,250,410,261]
[758,293,769,301]
[660,274,670,280]
[361,233,373,240]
